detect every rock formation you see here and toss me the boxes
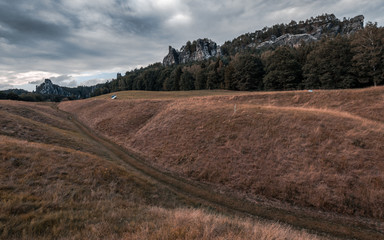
[35,79,96,99]
[163,38,220,66]
[255,15,364,49]
[255,33,318,49]
[163,46,180,66]
[162,14,365,65]
[36,79,72,96]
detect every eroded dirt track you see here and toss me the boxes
[57,104,384,240]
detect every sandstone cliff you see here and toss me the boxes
[36,79,72,96]
[163,14,365,63]
[163,38,220,66]
[255,15,364,49]
[35,79,96,99]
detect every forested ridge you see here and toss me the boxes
[3,14,383,101]
[93,20,384,96]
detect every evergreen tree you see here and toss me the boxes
[231,54,264,90]
[164,66,182,91]
[118,78,126,90]
[142,69,158,91]
[159,68,172,90]
[194,70,207,90]
[0,92,7,99]
[172,66,182,90]
[206,70,218,89]
[303,36,357,89]
[125,74,135,90]
[351,22,384,87]
[206,59,223,89]
[224,65,235,90]
[180,71,195,90]
[263,47,302,90]
[133,75,145,90]
[6,92,20,100]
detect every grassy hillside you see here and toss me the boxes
[0,100,323,239]
[60,87,384,223]
[95,89,252,100]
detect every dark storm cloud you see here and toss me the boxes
[112,14,161,35]
[0,0,383,90]
[0,1,71,44]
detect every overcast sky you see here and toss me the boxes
[0,0,383,91]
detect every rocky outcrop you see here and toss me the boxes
[256,15,364,50]
[163,46,180,66]
[342,15,364,34]
[36,79,96,99]
[163,38,220,66]
[256,33,318,49]
[222,14,365,54]
[36,79,72,96]
[163,14,365,64]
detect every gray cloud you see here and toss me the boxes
[0,0,383,90]
[28,75,77,87]
[0,2,72,45]
[49,74,74,84]
[61,80,78,87]
[0,83,12,90]
[28,80,43,85]
[82,78,110,86]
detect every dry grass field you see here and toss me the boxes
[60,87,384,223]
[0,100,325,239]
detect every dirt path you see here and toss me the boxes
[57,105,384,240]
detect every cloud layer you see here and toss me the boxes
[0,0,383,90]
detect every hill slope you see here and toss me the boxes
[0,100,324,239]
[60,87,384,224]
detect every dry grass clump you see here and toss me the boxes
[59,87,384,220]
[121,207,324,240]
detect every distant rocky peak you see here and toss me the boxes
[342,15,364,34]
[236,14,365,51]
[163,46,180,66]
[163,38,220,66]
[36,79,71,97]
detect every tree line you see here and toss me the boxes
[92,23,383,97]
[220,13,344,56]
[0,91,76,102]
[1,84,100,102]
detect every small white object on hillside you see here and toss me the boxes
[111,95,117,99]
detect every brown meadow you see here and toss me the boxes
[1,100,325,239]
[60,87,384,220]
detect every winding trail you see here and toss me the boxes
[58,104,384,240]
